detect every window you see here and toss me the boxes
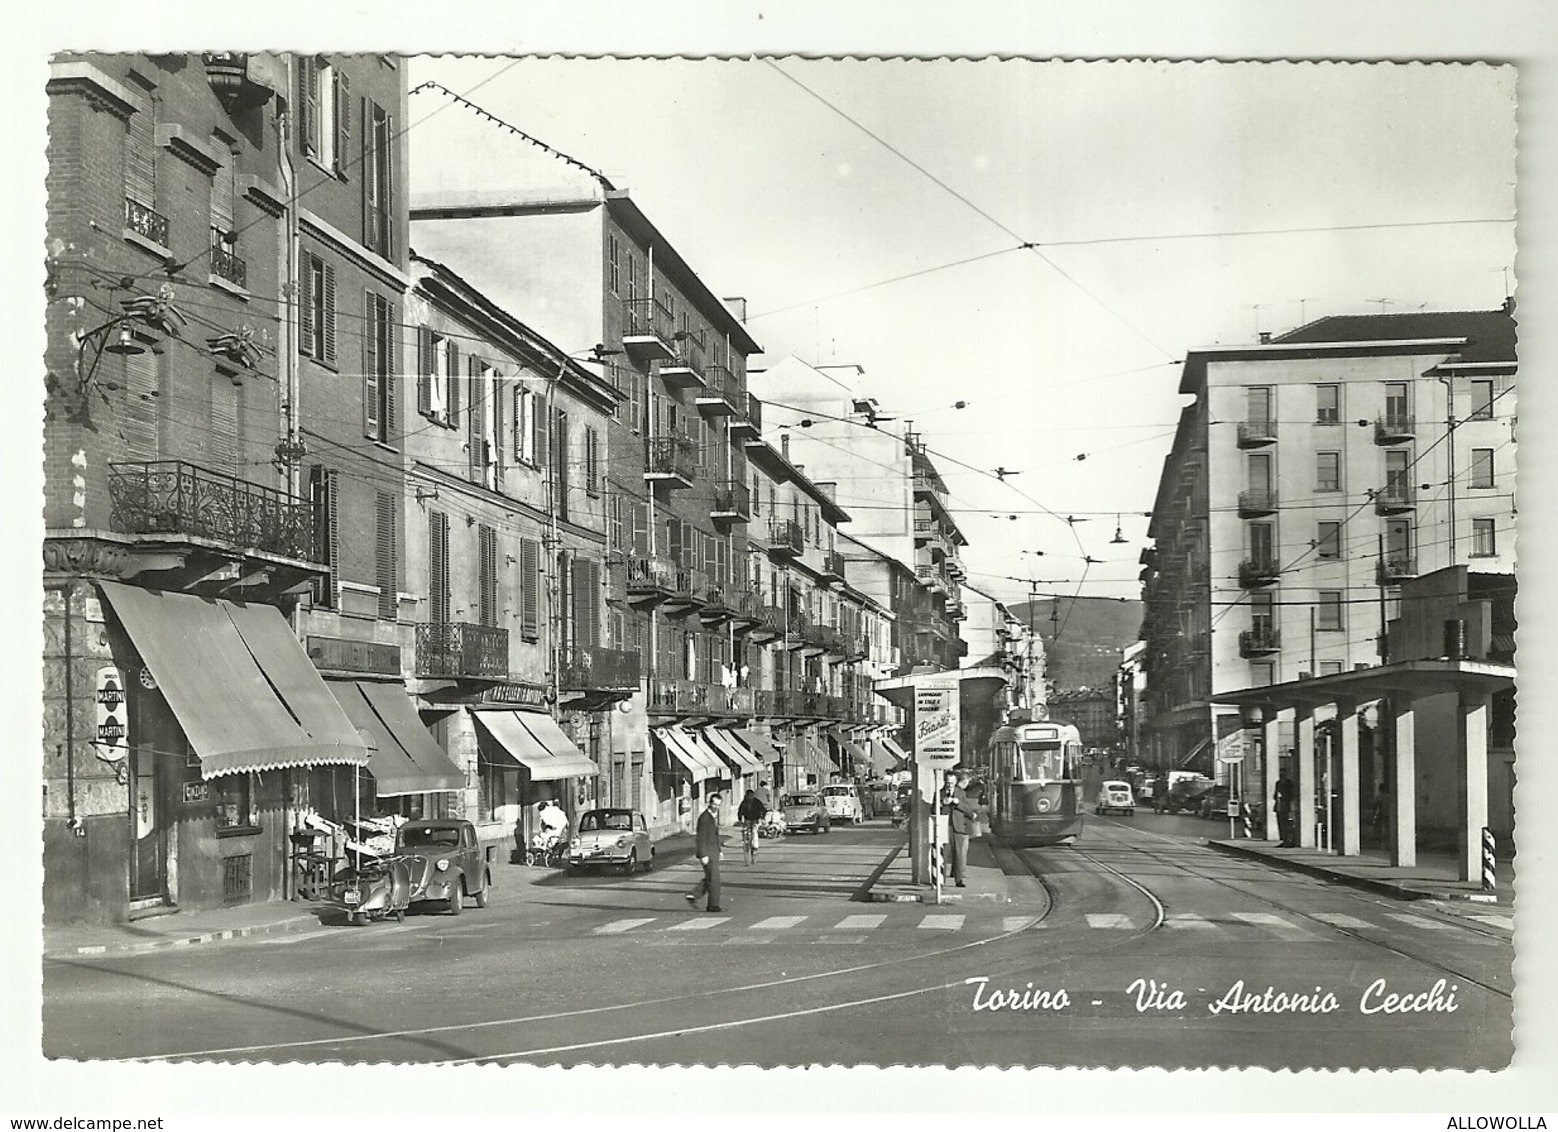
[520,537,541,641]
[1472,518,1497,557]
[1319,661,1344,676]
[1316,452,1341,493]
[1317,591,1344,632]
[1470,448,1495,489]
[513,386,538,464]
[1316,384,1340,425]
[1249,661,1274,686]
[1246,386,1273,427]
[466,357,491,480]
[553,408,570,522]
[585,426,601,497]
[1316,521,1341,560]
[363,99,394,258]
[1384,383,1409,421]
[298,252,336,364]
[1470,380,1495,420]
[428,510,449,625]
[1251,592,1274,634]
[607,492,624,553]
[375,491,396,620]
[299,57,349,177]
[309,465,338,609]
[214,774,253,832]
[125,96,157,222]
[608,234,621,297]
[209,143,243,287]
[362,291,393,442]
[478,524,497,628]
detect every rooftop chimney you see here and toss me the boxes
[781,433,790,459]
[724,296,748,321]
[1257,331,1273,344]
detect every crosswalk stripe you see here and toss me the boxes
[1468,914,1514,931]
[667,918,731,931]
[1230,911,1318,940]
[595,918,656,935]
[919,914,965,930]
[834,914,887,930]
[1384,913,1452,930]
[1001,916,1039,932]
[1086,913,1133,929]
[750,915,808,930]
[1165,914,1215,930]
[1311,913,1374,930]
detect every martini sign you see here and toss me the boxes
[914,676,961,767]
[94,666,128,762]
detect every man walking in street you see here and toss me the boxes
[1274,772,1297,848]
[685,791,725,911]
[946,770,981,888]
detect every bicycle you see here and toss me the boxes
[741,820,759,865]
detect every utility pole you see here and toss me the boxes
[1439,374,1457,562]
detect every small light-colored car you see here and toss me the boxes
[395,818,490,915]
[567,808,654,875]
[782,792,831,834]
[1094,780,1136,816]
[821,783,864,823]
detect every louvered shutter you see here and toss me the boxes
[382,112,395,259]
[210,375,239,473]
[363,290,380,438]
[667,518,682,568]
[608,493,624,554]
[553,409,568,520]
[571,557,592,647]
[533,393,548,469]
[466,357,482,478]
[211,153,235,237]
[122,348,159,460]
[631,502,649,557]
[334,73,349,179]
[585,559,602,648]
[586,427,600,496]
[445,341,460,422]
[321,262,336,364]
[479,524,497,628]
[298,255,314,356]
[512,386,525,463]
[381,296,395,442]
[297,58,315,156]
[429,510,449,625]
[520,537,540,642]
[126,96,157,208]
[491,376,504,481]
[376,492,396,620]
[417,327,433,415]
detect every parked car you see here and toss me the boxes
[1094,779,1136,816]
[1164,776,1214,815]
[782,792,831,834]
[821,783,864,824]
[862,780,896,819]
[395,818,489,915]
[1197,785,1233,820]
[567,808,654,875]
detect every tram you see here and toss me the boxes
[987,720,1085,846]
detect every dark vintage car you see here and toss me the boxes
[567,808,655,875]
[782,792,831,834]
[394,818,490,915]
[1164,776,1215,815]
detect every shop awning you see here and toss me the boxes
[514,712,598,778]
[328,680,463,796]
[681,729,734,780]
[654,727,723,780]
[475,711,568,780]
[703,728,763,774]
[867,739,899,776]
[734,728,784,765]
[98,582,369,780]
[836,735,869,771]
[878,736,910,767]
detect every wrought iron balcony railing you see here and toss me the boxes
[644,434,697,482]
[1375,556,1417,586]
[622,296,675,346]
[209,229,247,288]
[699,361,740,411]
[1237,419,1278,447]
[1238,627,1281,658]
[108,460,318,561]
[1237,488,1279,517]
[1374,482,1415,514]
[415,621,509,679]
[764,518,803,557]
[125,196,169,247]
[711,480,751,521]
[660,332,707,387]
[821,549,847,582]
[625,555,678,593]
[1237,555,1282,588]
[1374,414,1415,444]
[560,644,641,691]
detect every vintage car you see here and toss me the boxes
[394,818,490,915]
[567,808,655,875]
[782,792,832,834]
[1094,779,1136,816]
[821,783,864,824]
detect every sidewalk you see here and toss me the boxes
[44,832,705,959]
[1207,837,1515,908]
[860,834,1048,907]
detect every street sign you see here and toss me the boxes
[914,677,960,766]
[93,666,127,762]
[1216,729,1247,765]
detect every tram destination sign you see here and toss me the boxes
[914,676,961,766]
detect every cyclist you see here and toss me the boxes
[737,788,768,865]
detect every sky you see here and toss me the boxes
[404,56,1516,605]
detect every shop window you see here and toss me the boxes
[214,773,255,833]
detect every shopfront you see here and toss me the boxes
[474,709,598,849]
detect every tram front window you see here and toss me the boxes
[1016,745,1066,783]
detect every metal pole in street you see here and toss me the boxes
[933,783,943,905]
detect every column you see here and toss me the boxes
[1262,710,1281,841]
[1391,695,1416,868]
[1458,690,1490,883]
[1295,706,1316,849]
[1336,698,1360,856]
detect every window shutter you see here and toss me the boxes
[571,556,592,650]
[210,375,239,473]
[428,510,449,625]
[585,558,602,648]
[298,255,314,355]
[334,71,350,179]
[321,262,337,364]
[631,502,650,557]
[122,348,160,460]
[585,427,600,496]
[417,327,433,415]
[467,357,483,478]
[513,387,526,463]
[553,409,569,519]
[375,491,396,620]
[479,524,497,628]
[362,290,379,438]
[445,341,460,421]
[491,376,504,481]
[520,537,541,642]
[533,394,549,469]
[667,517,682,567]
[210,154,235,236]
[382,113,395,259]
[381,296,395,442]
[300,58,319,157]
[608,493,624,554]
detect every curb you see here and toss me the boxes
[47,910,322,959]
[1206,839,1499,904]
[853,840,907,903]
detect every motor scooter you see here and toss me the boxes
[757,811,787,839]
[526,833,569,867]
[336,854,413,926]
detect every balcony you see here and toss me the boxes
[711,480,751,523]
[1375,556,1418,586]
[658,333,707,391]
[945,553,967,581]
[201,53,279,111]
[643,434,696,489]
[660,566,710,616]
[1237,555,1282,588]
[696,578,735,625]
[819,548,846,584]
[1374,483,1415,515]
[741,602,786,643]
[415,622,509,680]
[763,518,804,559]
[696,361,738,416]
[816,624,848,661]
[625,555,678,605]
[1236,418,1278,448]
[1374,414,1415,445]
[944,594,967,621]
[1238,626,1281,658]
[915,561,949,594]
[621,296,675,361]
[782,612,815,653]
[1237,488,1279,518]
[209,230,247,289]
[559,644,641,702]
[124,195,170,249]
[108,460,319,562]
[648,677,712,717]
[730,392,764,443]
[912,471,941,497]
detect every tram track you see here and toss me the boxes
[1064,815,1511,1001]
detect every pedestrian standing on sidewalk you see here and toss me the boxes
[947,770,980,888]
[685,791,725,912]
[1274,772,1297,847]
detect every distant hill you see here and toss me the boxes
[1010,596,1143,691]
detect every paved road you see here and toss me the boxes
[43,814,1511,1068]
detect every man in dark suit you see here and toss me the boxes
[946,770,981,887]
[1273,773,1297,848]
[685,791,725,912]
